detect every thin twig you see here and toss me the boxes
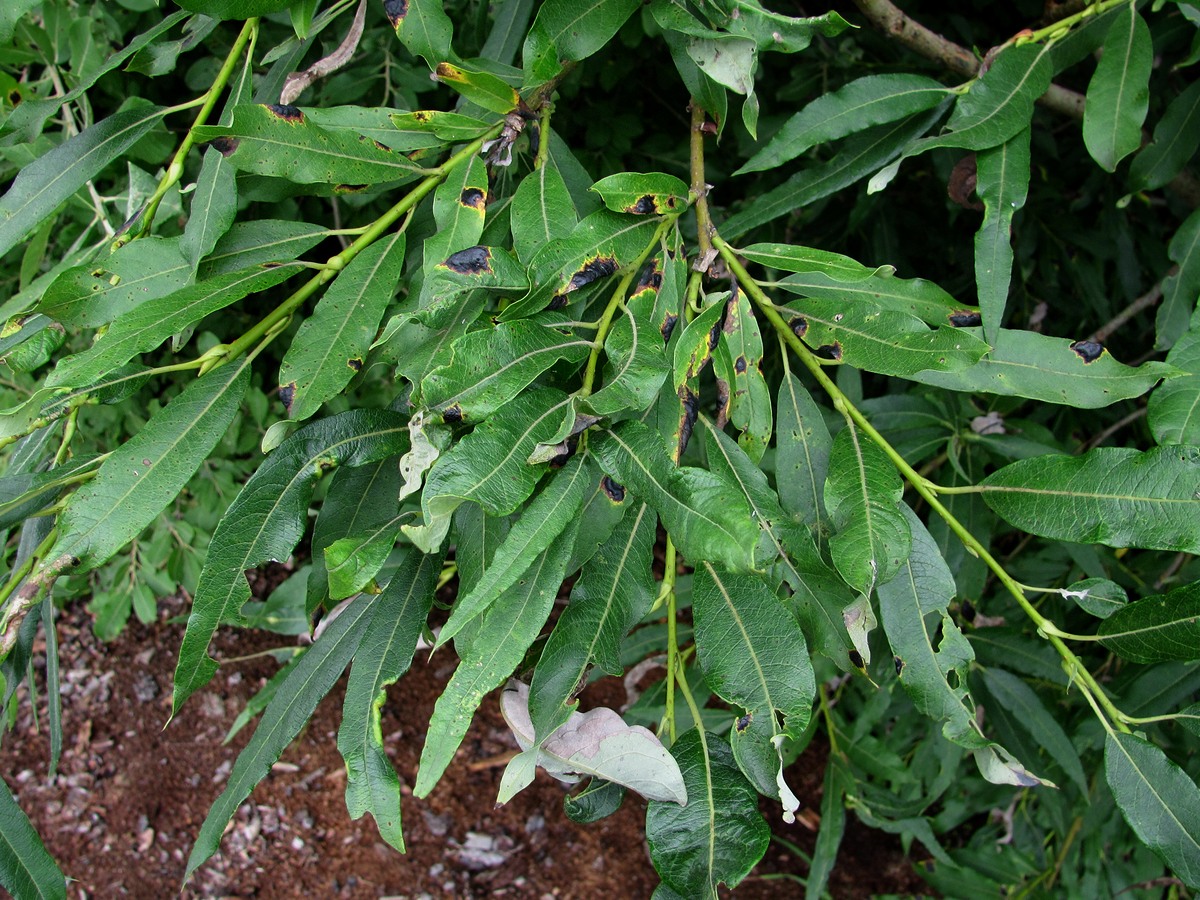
[1086,270,1173,344]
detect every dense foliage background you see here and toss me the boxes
[2,0,1200,896]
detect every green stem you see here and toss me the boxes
[53,407,78,466]
[689,101,714,267]
[673,654,707,739]
[663,537,679,745]
[534,102,553,170]
[214,128,500,369]
[133,18,259,242]
[1018,0,1131,45]
[713,233,1133,734]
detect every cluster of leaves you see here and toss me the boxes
[1,0,1200,896]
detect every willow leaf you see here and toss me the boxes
[185,595,372,883]
[1106,732,1200,889]
[279,230,406,421]
[776,270,970,327]
[1098,581,1200,663]
[980,446,1200,554]
[51,357,250,572]
[1149,308,1200,445]
[823,423,911,593]
[974,127,1030,346]
[172,410,408,715]
[0,774,66,900]
[388,0,456,69]
[511,162,578,263]
[590,172,690,215]
[523,0,641,85]
[583,292,669,418]
[418,154,488,305]
[1130,80,1200,192]
[645,729,769,899]
[1082,4,1152,172]
[529,502,656,738]
[338,549,441,851]
[592,421,758,572]
[198,220,331,278]
[1158,207,1200,351]
[414,528,578,797]
[775,372,831,526]
[718,291,771,461]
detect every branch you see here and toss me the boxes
[1085,268,1173,344]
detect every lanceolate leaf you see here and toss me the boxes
[46,265,302,390]
[1082,4,1152,173]
[591,172,690,216]
[435,457,589,649]
[785,297,989,378]
[419,154,488,304]
[1130,80,1200,192]
[673,297,726,389]
[583,293,670,418]
[737,243,883,282]
[1149,308,1200,445]
[974,127,1031,346]
[718,290,772,461]
[823,423,911,593]
[1158,207,1200,351]
[737,74,950,175]
[433,63,518,114]
[388,0,457,69]
[193,104,425,185]
[1106,732,1200,889]
[1098,581,1200,663]
[511,163,578,263]
[775,371,831,526]
[980,446,1200,554]
[415,526,579,797]
[645,729,770,899]
[523,0,641,85]
[0,774,66,900]
[172,410,409,714]
[185,595,373,883]
[338,549,441,850]
[528,502,656,738]
[592,421,759,572]
[198,220,332,278]
[279,229,406,420]
[915,328,1180,407]
[419,316,591,423]
[0,104,167,261]
[50,357,251,572]
[776,270,972,327]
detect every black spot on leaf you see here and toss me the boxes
[894,655,905,677]
[265,103,304,123]
[735,713,752,734]
[442,404,463,424]
[460,187,486,210]
[1070,340,1104,363]
[210,136,238,156]
[637,264,662,292]
[715,378,730,429]
[547,436,578,468]
[789,316,808,339]
[372,139,392,153]
[849,649,865,670]
[347,357,363,372]
[564,256,618,293]
[677,386,699,460]
[815,342,842,361]
[279,382,296,412]
[601,476,626,503]
[626,195,658,215]
[734,355,747,374]
[545,294,569,311]
[383,0,407,27]
[444,245,491,275]
[660,314,678,344]
[949,310,982,327]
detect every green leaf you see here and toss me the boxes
[528,501,656,737]
[429,245,529,295]
[50,357,250,572]
[198,220,331,279]
[511,163,578,263]
[785,297,989,378]
[184,595,372,883]
[46,265,301,391]
[1149,308,1200,445]
[1082,4,1152,172]
[737,74,950,175]
[974,127,1031,346]
[807,758,849,899]
[388,110,493,142]
[1098,580,1200,663]
[0,104,167,261]
[432,62,518,114]
[717,290,772,461]
[564,778,625,823]
[977,667,1087,795]
[523,0,641,86]
[590,172,690,216]
[1129,80,1200,192]
[673,297,726,388]
[584,293,669,418]
[693,563,814,821]
[645,729,769,899]
[193,104,425,186]
[915,327,1180,407]
[279,230,406,421]
[435,457,589,648]
[414,527,578,796]
[338,548,441,851]
[1106,732,1200,889]
[38,236,192,328]
[388,0,457,69]
[175,0,294,17]
[407,389,572,551]
[980,446,1200,554]
[738,243,886,282]
[719,106,948,240]
[171,410,409,715]
[592,421,759,572]
[0,774,66,900]
[823,423,911,593]
[775,372,831,526]
[419,316,591,423]
[1158,207,1200,351]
